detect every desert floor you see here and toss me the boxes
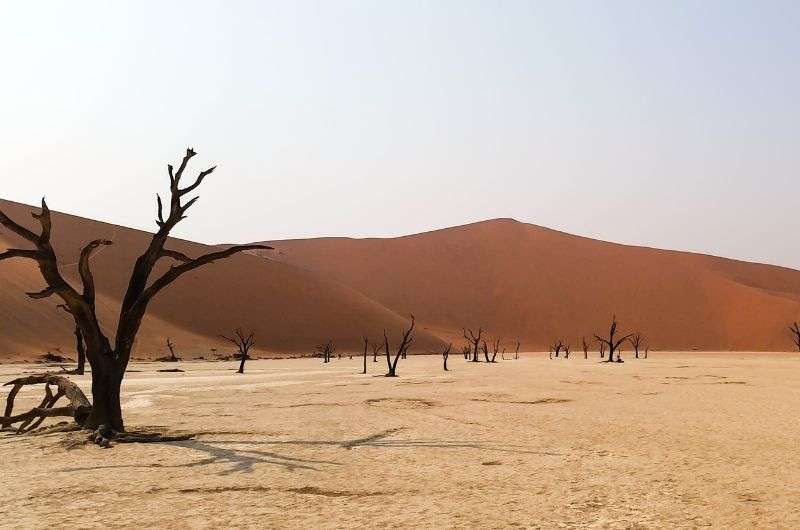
[1,353,799,529]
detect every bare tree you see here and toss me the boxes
[219,328,255,374]
[462,344,471,360]
[599,341,606,359]
[56,304,85,375]
[463,327,483,362]
[0,148,269,440]
[563,343,571,359]
[488,337,502,362]
[644,347,649,359]
[549,339,564,359]
[384,315,415,377]
[790,322,800,352]
[317,340,336,363]
[594,316,631,364]
[157,337,179,362]
[371,341,383,362]
[362,336,369,374]
[514,340,521,360]
[582,336,589,359]
[442,343,452,371]
[629,332,644,359]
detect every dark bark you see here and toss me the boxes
[362,336,368,374]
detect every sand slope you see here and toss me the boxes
[0,199,443,360]
[255,219,800,351]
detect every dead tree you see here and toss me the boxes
[384,315,415,377]
[594,316,631,364]
[790,322,800,352]
[371,341,383,362]
[461,344,471,360]
[563,343,571,359]
[549,339,563,359]
[57,304,85,375]
[488,337,502,362]
[644,347,649,359]
[599,341,606,359]
[480,340,489,362]
[463,327,483,362]
[317,340,336,363]
[514,340,521,359]
[442,343,452,371]
[220,328,255,374]
[362,336,369,374]
[0,148,269,441]
[629,332,644,359]
[158,337,179,362]
[582,336,589,359]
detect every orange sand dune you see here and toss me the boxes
[0,199,443,361]
[254,219,800,351]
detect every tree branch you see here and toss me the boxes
[0,248,41,262]
[142,244,272,302]
[79,239,113,304]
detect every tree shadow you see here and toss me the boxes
[58,440,340,475]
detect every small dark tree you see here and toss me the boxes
[0,148,269,439]
[219,328,255,374]
[317,340,336,363]
[163,337,179,362]
[362,336,369,374]
[790,322,800,352]
[644,347,649,359]
[514,340,521,360]
[582,336,589,359]
[629,332,644,359]
[549,339,563,359]
[56,304,85,375]
[594,316,631,364]
[488,337,502,362]
[442,343,452,371]
[599,341,606,358]
[462,344,471,360]
[463,328,483,362]
[384,315,415,377]
[563,343,571,359]
[371,341,383,362]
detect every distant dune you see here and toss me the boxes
[0,199,443,361]
[2,199,799,361]
[253,218,800,352]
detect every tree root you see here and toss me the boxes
[87,425,194,448]
[2,375,194,448]
[2,374,92,433]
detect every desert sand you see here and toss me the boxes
[2,353,798,528]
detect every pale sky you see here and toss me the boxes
[1,1,798,267]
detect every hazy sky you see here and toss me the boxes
[1,1,799,267]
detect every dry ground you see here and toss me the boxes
[1,353,799,529]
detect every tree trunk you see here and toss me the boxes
[237,354,247,374]
[85,354,124,431]
[74,325,86,375]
